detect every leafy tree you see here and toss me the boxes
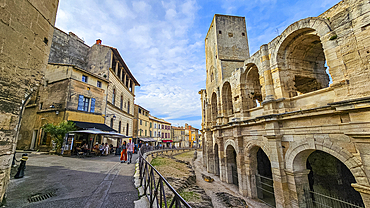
[42,120,76,152]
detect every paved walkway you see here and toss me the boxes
[4,152,138,208]
[194,151,270,208]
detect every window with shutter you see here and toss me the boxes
[78,95,84,111]
[90,98,95,112]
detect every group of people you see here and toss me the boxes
[120,139,134,164]
[92,142,112,156]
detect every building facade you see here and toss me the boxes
[0,0,59,202]
[133,104,150,143]
[47,29,139,146]
[200,1,370,207]
[171,126,186,148]
[149,116,172,145]
[17,63,109,151]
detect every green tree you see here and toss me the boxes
[42,120,76,152]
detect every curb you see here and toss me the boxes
[133,158,150,208]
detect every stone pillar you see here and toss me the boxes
[115,61,119,75]
[235,135,248,196]
[206,132,214,173]
[352,184,370,208]
[131,83,135,94]
[124,73,127,86]
[260,44,275,101]
[286,169,311,208]
[120,67,124,80]
[218,137,227,182]
[350,136,370,208]
[266,134,292,208]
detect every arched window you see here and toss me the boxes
[222,82,233,116]
[120,95,123,110]
[112,88,116,105]
[110,118,114,128]
[127,101,130,114]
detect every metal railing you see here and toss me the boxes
[256,174,276,207]
[304,189,364,208]
[138,147,193,208]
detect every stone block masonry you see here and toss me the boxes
[0,0,58,202]
[200,0,370,207]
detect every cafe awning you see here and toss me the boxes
[68,129,129,138]
[162,140,173,143]
[72,121,116,132]
[138,138,157,142]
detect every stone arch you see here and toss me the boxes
[211,92,218,121]
[244,141,275,205]
[224,138,238,154]
[285,141,368,185]
[273,17,332,63]
[221,81,233,117]
[272,18,334,98]
[225,144,238,186]
[285,140,368,207]
[241,64,263,110]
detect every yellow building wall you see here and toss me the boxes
[66,111,105,123]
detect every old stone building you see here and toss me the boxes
[17,63,109,151]
[48,29,140,145]
[200,0,370,207]
[133,104,151,143]
[0,0,59,202]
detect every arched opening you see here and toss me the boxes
[226,145,238,186]
[304,150,364,207]
[214,143,220,176]
[256,148,275,207]
[211,92,218,121]
[222,82,233,117]
[277,28,331,98]
[246,65,262,108]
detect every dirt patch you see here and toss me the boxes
[150,151,213,208]
[174,151,195,164]
[215,192,247,208]
[151,156,190,178]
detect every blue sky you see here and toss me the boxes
[55,0,339,129]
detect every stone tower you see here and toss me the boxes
[205,14,250,93]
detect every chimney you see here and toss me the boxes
[96,39,102,45]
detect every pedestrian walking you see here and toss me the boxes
[120,141,127,163]
[126,139,134,164]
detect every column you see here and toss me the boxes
[285,169,311,208]
[115,61,119,75]
[260,44,275,102]
[124,73,127,86]
[266,134,292,208]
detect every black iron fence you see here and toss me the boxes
[256,174,276,207]
[138,147,193,208]
[304,189,364,208]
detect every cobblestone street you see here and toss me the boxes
[4,152,138,208]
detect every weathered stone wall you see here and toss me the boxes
[0,0,59,201]
[48,28,90,70]
[201,0,370,207]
